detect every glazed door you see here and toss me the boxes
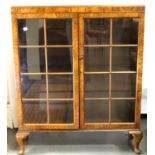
[15,13,79,129]
[79,13,143,129]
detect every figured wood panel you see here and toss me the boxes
[135,13,145,128]
[11,6,145,14]
[12,14,24,128]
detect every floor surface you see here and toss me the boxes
[7,118,147,155]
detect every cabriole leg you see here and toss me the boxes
[16,132,30,155]
[128,130,143,154]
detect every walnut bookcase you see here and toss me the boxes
[11,6,145,155]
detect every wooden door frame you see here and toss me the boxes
[79,12,145,129]
[12,13,79,130]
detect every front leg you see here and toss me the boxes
[128,130,143,154]
[16,132,30,155]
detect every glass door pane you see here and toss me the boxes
[111,100,135,122]
[112,18,139,44]
[23,101,47,124]
[85,100,109,123]
[19,48,45,73]
[49,101,73,123]
[84,19,110,44]
[46,19,72,45]
[18,19,44,45]
[84,47,109,71]
[85,74,109,98]
[21,75,46,98]
[111,74,136,97]
[48,75,73,98]
[47,48,72,72]
[112,47,137,71]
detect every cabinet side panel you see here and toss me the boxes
[135,13,145,128]
[12,14,23,128]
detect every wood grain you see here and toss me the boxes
[128,130,143,154]
[16,132,30,155]
[11,6,145,14]
[135,13,145,128]
[12,14,24,128]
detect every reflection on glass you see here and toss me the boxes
[111,100,135,122]
[18,19,44,45]
[85,74,109,98]
[46,19,72,45]
[23,101,47,123]
[21,75,46,98]
[85,47,109,71]
[112,47,137,71]
[85,100,109,123]
[47,48,72,72]
[48,75,73,98]
[112,74,136,97]
[19,48,45,73]
[84,19,110,45]
[112,18,139,44]
[49,101,73,123]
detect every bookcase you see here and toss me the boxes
[12,6,145,155]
